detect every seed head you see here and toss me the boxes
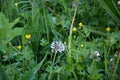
[50,41,65,53]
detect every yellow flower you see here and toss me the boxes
[78,22,83,27]
[106,27,110,32]
[15,3,18,7]
[25,34,31,40]
[80,44,84,48]
[72,27,77,32]
[18,45,22,49]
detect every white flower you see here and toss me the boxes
[50,41,65,53]
[118,1,120,6]
[114,51,119,57]
[90,50,101,61]
[110,58,113,62]
[94,51,100,57]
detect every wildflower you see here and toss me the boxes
[3,55,8,61]
[18,45,22,50]
[25,34,31,40]
[114,51,119,57]
[94,51,100,57]
[118,0,120,7]
[72,27,77,32]
[106,27,110,32]
[50,41,65,53]
[21,13,24,16]
[78,22,83,27]
[110,58,113,62]
[15,3,18,7]
[90,50,101,61]
[80,44,84,48]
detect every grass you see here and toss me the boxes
[0,0,120,80]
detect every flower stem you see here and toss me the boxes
[73,70,78,80]
[68,6,77,57]
[114,53,120,79]
[53,51,57,66]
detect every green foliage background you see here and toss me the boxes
[0,0,120,80]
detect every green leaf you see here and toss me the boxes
[0,64,7,80]
[82,26,90,37]
[65,64,74,73]
[116,31,120,40]
[4,28,23,44]
[39,73,48,80]
[0,12,23,52]
[0,44,7,53]
[23,53,48,80]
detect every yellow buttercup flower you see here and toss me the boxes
[18,45,22,49]
[72,27,77,32]
[15,3,18,7]
[80,44,84,48]
[78,22,83,27]
[106,27,110,32]
[25,34,31,40]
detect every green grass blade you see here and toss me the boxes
[98,0,120,25]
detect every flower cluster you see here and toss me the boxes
[50,41,65,53]
[72,22,83,32]
[90,51,101,61]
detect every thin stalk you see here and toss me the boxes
[23,58,25,73]
[48,72,52,80]
[90,59,95,80]
[53,51,57,66]
[104,44,112,80]
[91,60,94,72]
[89,28,108,37]
[114,53,120,78]
[57,73,60,80]
[107,44,112,57]
[104,47,108,80]
[43,8,49,41]
[68,6,77,57]
[73,70,78,80]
